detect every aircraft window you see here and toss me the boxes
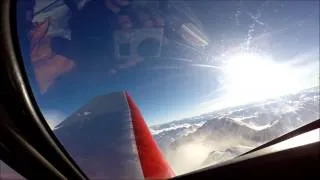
[270,128,320,151]
[0,160,25,180]
[16,0,319,177]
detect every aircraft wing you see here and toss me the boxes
[54,92,174,179]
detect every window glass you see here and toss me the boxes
[16,0,319,176]
[0,160,25,180]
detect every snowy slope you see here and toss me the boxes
[151,86,319,175]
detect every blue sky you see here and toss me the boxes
[19,0,319,127]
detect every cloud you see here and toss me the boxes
[165,142,212,175]
[42,110,66,129]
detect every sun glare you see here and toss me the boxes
[271,128,320,151]
[196,51,318,114]
[221,52,303,105]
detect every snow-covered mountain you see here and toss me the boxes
[150,87,320,175]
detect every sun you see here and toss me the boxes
[195,51,317,115]
[220,52,302,106]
